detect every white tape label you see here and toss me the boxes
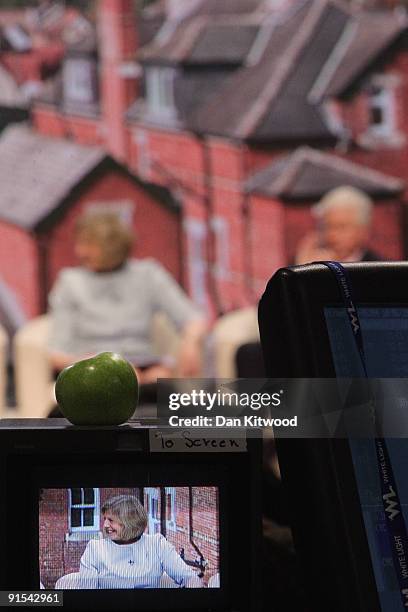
[149,429,247,452]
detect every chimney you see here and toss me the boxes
[98,0,139,161]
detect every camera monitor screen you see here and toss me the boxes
[325,306,408,612]
[39,486,220,591]
[0,421,260,612]
[0,421,261,612]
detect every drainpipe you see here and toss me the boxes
[160,487,167,537]
[36,231,49,314]
[202,138,224,317]
[180,486,206,577]
[240,144,256,303]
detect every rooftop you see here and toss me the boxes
[245,146,405,200]
[0,124,179,231]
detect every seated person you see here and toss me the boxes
[47,211,206,385]
[56,494,203,589]
[295,185,380,264]
[235,186,380,382]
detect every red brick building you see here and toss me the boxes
[0,3,70,103]
[0,124,181,318]
[39,486,219,589]
[127,0,408,311]
[4,0,408,315]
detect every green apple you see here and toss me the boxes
[55,352,139,426]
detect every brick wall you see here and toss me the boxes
[1,46,63,85]
[128,125,205,193]
[33,106,104,146]
[149,487,219,586]
[39,488,69,589]
[0,221,39,317]
[248,195,287,296]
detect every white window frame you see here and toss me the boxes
[63,57,97,106]
[145,488,161,534]
[134,128,151,178]
[68,488,100,534]
[164,487,176,531]
[183,218,208,310]
[145,487,177,533]
[145,67,177,119]
[210,217,230,280]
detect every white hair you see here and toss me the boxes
[312,186,373,226]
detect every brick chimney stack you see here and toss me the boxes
[98,0,139,161]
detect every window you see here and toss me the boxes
[211,217,230,280]
[62,57,98,107]
[145,487,176,533]
[368,77,396,138]
[85,200,135,226]
[145,487,161,534]
[134,129,151,178]
[165,487,176,531]
[145,67,177,119]
[69,488,100,533]
[183,218,208,310]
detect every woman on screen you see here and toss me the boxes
[56,495,203,589]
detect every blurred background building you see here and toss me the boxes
[1,0,408,318]
[2,2,408,606]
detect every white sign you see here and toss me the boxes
[149,429,247,453]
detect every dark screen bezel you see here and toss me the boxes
[5,451,239,612]
[258,262,408,612]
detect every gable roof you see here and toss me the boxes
[130,3,267,125]
[189,0,343,141]
[195,0,263,16]
[245,146,404,200]
[188,22,260,65]
[139,15,262,66]
[319,10,407,99]
[139,0,167,47]
[187,0,408,143]
[0,124,179,231]
[138,0,264,65]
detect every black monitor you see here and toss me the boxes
[258,262,408,612]
[0,420,261,611]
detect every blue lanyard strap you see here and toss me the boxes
[319,261,408,609]
[321,261,367,376]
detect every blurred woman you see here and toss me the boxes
[48,211,206,384]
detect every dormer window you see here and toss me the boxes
[368,76,396,138]
[62,56,98,110]
[145,67,177,120]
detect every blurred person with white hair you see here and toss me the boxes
[295,186,381,264]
